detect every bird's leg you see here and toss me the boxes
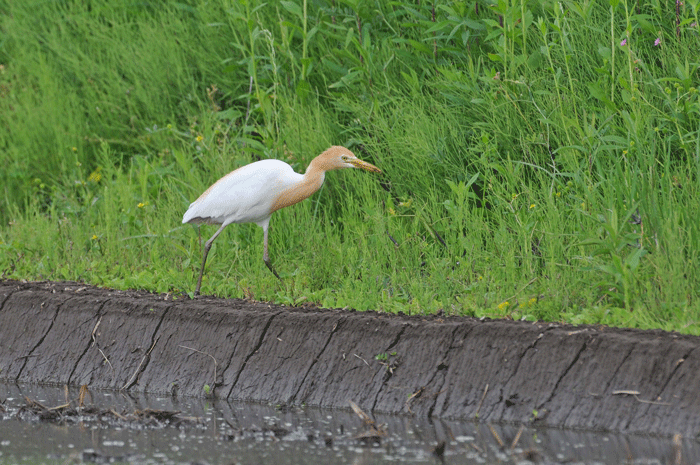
[195,223,228,296]
[262,225,282,282]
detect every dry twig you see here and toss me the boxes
[121,336,159,391]
[488,423,504,448]
[91,317,114,375]
[179,345,218,393]
[353,353,369,366]
[475,384,489,418]
[510,425,524,450]
[612,389,671,406]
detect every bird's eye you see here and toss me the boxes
[341,155,349,161]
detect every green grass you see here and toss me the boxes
[1,0,699,334]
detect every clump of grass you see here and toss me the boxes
[1,0,699,334]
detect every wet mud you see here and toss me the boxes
[14,392,203,429]
[1,280,699,438]
[1,384,698,465]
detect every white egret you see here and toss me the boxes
[182,146,381,295]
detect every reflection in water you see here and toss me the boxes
[0,383,696,464]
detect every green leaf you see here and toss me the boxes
[280,1,302,19]
[296,79,310,100]
[625,247,647,271]
[329,70,362,89]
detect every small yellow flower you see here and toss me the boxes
[477,275,483,281]
[497,301,510,310]
[528,297,537,306]
[529,204,535,209]
[555,191,561,197]
[87,169,102,183]
[388,207,396,216]
[91,234,98,240]
[137,202,146,208]
[72,147,78,152]
[196,135,204,143]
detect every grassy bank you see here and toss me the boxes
[1,0,699,333]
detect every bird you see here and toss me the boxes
[182,146,381,296]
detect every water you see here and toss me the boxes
[0,383,697,464]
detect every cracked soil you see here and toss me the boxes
[1,279,699,438]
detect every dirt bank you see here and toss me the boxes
[1,279,698,437]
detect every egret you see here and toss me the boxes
[182,146,381,296]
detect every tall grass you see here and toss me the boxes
[1,0,699,333]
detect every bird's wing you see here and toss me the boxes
[182,159,302,225]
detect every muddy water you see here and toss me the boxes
[0,383,697,465]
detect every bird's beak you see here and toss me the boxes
[349,158,381,173]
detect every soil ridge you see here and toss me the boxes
[1,279,698,437]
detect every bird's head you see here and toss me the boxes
[319,146,381,173]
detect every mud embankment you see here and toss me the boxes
[1,280,699,437]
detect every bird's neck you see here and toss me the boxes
[304,158,327,185]
[298,161,326,199]
[269,162,326,213]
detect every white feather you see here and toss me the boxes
[182,159,303,227]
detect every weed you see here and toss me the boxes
[1,0,699,333]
